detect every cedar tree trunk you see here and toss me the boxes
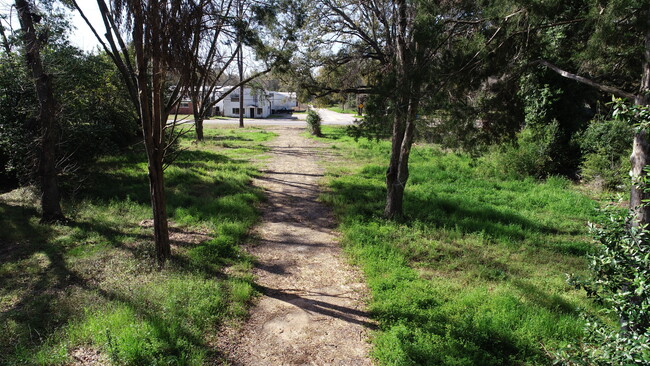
[16,0,64,223]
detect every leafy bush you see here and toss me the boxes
[479,121,561,179]
[556,204,650,365]
[577,118,633,190]
[0,47,139,193]
[306,109,322,136]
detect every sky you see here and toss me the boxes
[0,1,103,52]
[68,3,104,52]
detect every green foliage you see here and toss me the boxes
[0,127,273,365]
[577,116,633,190]
[0,46,139,193]
[480,121,562,179]
[313,126,600,365]
[306,109,322,136]
[0,54,34,190]
[556,205,650,365]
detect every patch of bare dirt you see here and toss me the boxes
[68,347,110,365]
[217,127,374,365]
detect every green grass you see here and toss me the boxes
[313,126,604,365]
[168,114,193,121]
[327,106,358,114]
[0,126,275,365]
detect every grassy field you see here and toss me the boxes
[313,127,605,365]
[0,127,274,365]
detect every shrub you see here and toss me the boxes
[577,118,633,190]
[306,109,322,136]
[479,121,561,179]
[556,204,650,365]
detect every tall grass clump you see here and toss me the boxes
[313,126,604,365]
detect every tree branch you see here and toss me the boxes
[537,59,637,100]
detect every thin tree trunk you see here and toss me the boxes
[237,0,244,128]
[133,4,171,265]
[147,153,171,264]
[195,115,204,141]
[385,106,406,218]
[630,7,650,227]
[15,0,64,223]
[238,45,244,127]
[192,97,204,141]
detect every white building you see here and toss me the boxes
[268,91,298,112]
[211,87,271,118]
[208,87,299,118]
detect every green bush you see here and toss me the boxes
[577,118,632,190]
[479,121,561,179]
[557,205,650,365]
[306,109,322,136]
[580,152,630,191]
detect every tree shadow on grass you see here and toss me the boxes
[1,143,264,363]
[328,178,589,255]
[0,200,245,364]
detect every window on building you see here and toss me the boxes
[257,108,263,115]
[180,102,189,108]
[232,108,240,114]
[231,95,239,102]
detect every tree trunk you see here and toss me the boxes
[147,153,171,264]
[384,93,419,219]
[195,115,204,141]
[192,98,204,141]
[133,5,171,265]
[238,45,245,128]
[384,104,406,218]
[16,0,64,223]
[630,7,650,227]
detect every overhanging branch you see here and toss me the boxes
[537,59,637,100]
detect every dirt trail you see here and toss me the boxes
[218,126,374,365]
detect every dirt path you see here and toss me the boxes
[218,126,374,365]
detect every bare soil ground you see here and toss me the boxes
[218,126,374,365]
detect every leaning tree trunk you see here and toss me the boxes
[16,0,64,223]
[630,7,650,227]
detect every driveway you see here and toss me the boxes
[172,109,358,127]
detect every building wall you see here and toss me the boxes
[175,100,194,115]
[269,92,298,112]
[220,88,271,118]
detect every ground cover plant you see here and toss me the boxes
[0,126,274,365]
[313,126,606,365]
